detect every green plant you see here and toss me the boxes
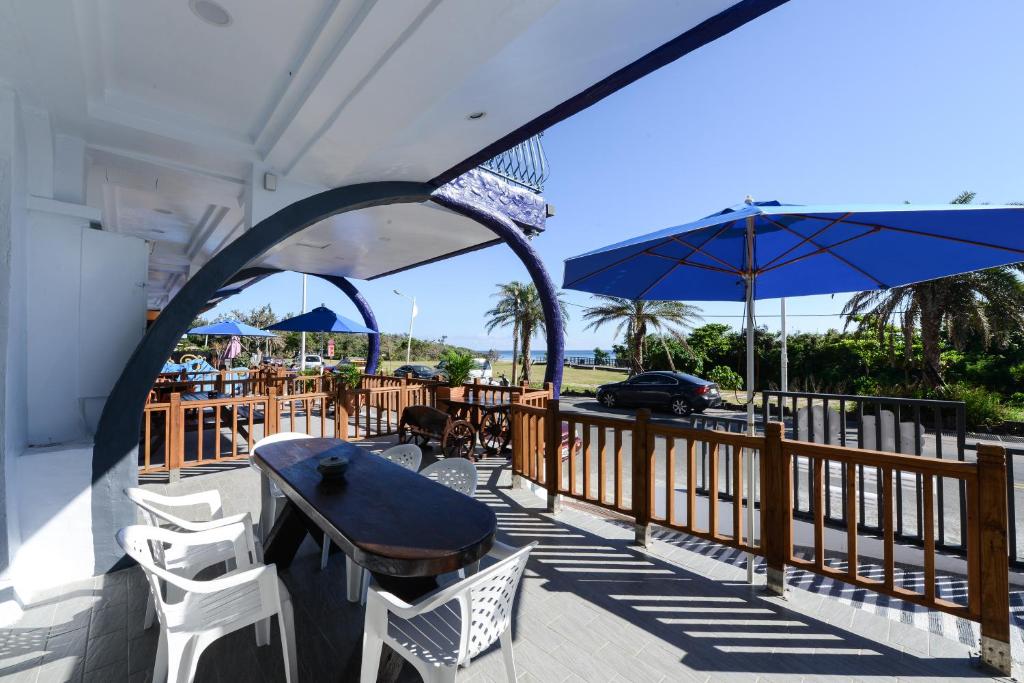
[439,349,475,387]
[593,347,611,365]
[933,382,1006,431]
[333,364,362,389]
[707,365,742,390]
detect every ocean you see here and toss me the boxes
[495,349,615,362]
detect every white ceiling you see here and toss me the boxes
[0,0,754,308]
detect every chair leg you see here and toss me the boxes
[279,601,299,683]
[499,629,516,683]
[255,617,271,647]
[346,558,362,602]
[429,665,458,683]
[359,632,384,683]
[153,628,167,683]
[166,633,200,683]
[144,594,156,629]
[320,538,331,570]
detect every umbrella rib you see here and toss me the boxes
[813,217,1024,256]
[643,250,738,274]
[757,213,855,271]
[758,227,882,275]
[761,216,889,288]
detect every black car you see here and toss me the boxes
[596,371,721,416]
[393,364,438,380]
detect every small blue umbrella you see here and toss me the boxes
[266,306,377,334]
[564,199,1024,578]
[187,320,276,337]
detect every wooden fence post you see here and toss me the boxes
[632,408,652,547]
[335,386,350,441]
[762,421,789,595]
[511,394,524,489]
[266,386,279,436]
[976,443,1011,675]
[544,398,561,513]
[167,392,183,480]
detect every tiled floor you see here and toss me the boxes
[0,440,1011,682]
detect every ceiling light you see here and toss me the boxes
[154,208,173,215]
[467,111,486,120]
[190,0,232,27]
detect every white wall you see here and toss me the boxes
[0,94,148,601]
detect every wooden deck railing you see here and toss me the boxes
[509,403,1012,674]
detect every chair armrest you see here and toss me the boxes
[485,540,518,561]
[125,487,224,520]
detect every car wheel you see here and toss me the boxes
[600,392,616,408]
[670,398,693,416]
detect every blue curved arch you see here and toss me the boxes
[322,275,380,375]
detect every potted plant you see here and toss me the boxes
[333,363,362,413]
[436,349,474,406]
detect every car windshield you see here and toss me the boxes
[305,356,319,362]
[673,373,706,384]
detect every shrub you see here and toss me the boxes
[333,364,362,389]
[708,365,742,390]
[852,376,882,397]
[439,349,475,387]
[934,382,1006,431]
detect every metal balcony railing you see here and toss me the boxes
[480,133,549,193]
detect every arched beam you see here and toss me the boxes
[430,187,564,395]
[91,181,433,572]
[321,275,380,375]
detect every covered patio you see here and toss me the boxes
[0,439,1001,682]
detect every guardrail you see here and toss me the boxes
[509,401,1012,674]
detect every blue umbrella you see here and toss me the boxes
[187,320,276,337]
[564,199,1024,578]
[266,306,377,334]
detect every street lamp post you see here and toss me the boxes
[394,289,417,363]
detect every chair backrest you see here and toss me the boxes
[250,432,313,466]
[419,458,477,497]
[379,444,422,471]
[116,524,250,628]
[461,542,535,660]
[124,487,222,529]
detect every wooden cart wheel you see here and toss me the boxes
[479,410,511,454]
[442,419,476,460]
[398,420,430,447]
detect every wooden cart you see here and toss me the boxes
[398,405,477,459]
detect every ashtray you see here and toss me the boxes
[317,454,349,481]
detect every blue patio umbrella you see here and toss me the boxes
[564,199,1024,577]
[187,320,277,337]
[265,306,377,334]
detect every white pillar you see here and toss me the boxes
[780,297,788,393]
[300,275,307,371]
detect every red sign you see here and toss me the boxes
[327,339,335,357]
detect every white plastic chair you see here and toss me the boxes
[379,443,422,471]
[250,432,313,543]
[117,524,298,683]
[360,540,535,683]
[125,487,259,629]
[419,459,478,497]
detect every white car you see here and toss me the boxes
[292,354,324,370]
[469,358,493,381]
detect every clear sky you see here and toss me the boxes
[207,0,1024,352]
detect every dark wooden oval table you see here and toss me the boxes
[253,438,497,680]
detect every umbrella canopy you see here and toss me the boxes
[565,199,1024,583]
[564,201,1024,301]
[266,306,377,334]
[188,320,276,337]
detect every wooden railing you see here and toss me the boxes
[509,403,1012,674]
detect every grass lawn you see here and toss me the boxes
[375,358,628,391]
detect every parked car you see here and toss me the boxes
[291,354,324,370]
[393,364,439,379]
[435,357,493,382]
[596,371,721,416]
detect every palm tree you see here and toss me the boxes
[485,282,568,385]
[582,296,703,375]
[843,191,1024,387]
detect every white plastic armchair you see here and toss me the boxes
[251,432,313,542]
[125,487,259,629]
[360,540,535,683]
[117,524,298,683]
[420,458,477,497]
[379,443,422,471]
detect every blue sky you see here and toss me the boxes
[208,0,1024,351]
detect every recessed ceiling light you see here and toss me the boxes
[154,208,173,215]
[467,111,486,120]
[190,0,232,27]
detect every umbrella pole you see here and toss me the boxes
[745,217,757,584]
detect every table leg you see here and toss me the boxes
[262,500,314,567]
